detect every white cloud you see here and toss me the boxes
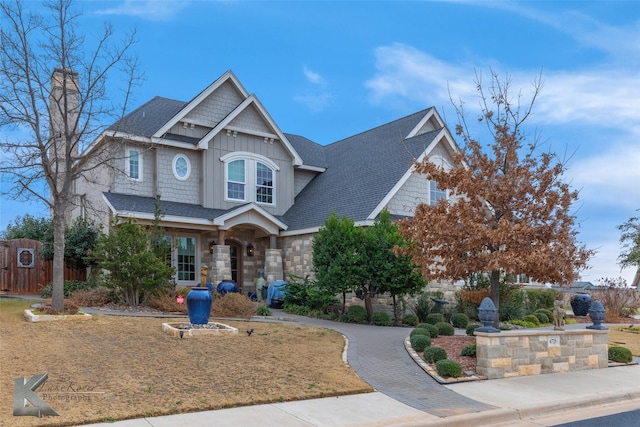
[94,1,190,21]
[303,66,325,85]
[294,66,332,112]
[569,142,640,210]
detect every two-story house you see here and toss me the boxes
[71,70,459,293]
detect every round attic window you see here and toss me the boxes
[172,154,191,181]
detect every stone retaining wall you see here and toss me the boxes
[475,329,608,379]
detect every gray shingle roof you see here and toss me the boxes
[106,92,443,233]
[281,109,441,230]
[108,96,187,137]
[103,192,228,220]
[285,133,328,169]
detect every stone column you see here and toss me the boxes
[264,249,284,283]
[210,245,231,284]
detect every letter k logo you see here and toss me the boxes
[13,373,59,417]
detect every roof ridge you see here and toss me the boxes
[326,107,434,147]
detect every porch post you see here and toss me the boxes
[210,245,231,284]
[264,248,284,283]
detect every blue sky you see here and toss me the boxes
[1,1,639,285]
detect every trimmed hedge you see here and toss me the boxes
[436,359,462,378]
[461,343,476,357]
[410,334,431,352]
[372,312,392,326]
[435,321,455,336]
[532,311,549,324]
[522,314,540,325]
[410,328,431,338]
[402,314,419,326]
[347,305,368,324]
[609,346,633,363]
[423,346,447,363]
[40,280,96,298]
[416,323,439,338]
[451,313,469,329]
[426,313,445,325]
[466,323,481,336]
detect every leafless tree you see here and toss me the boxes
[399,70,593,326]
[0,0,140,310]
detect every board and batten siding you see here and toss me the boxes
[205,131,295,216]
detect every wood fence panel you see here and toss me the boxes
[0,239,86,295]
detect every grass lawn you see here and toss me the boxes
[0,298,371,427]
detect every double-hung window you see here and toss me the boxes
[429,180,446,206]
[256,162,273,204]
[222,152,278,205]
[126,148,142,180]
[227,159,246,201]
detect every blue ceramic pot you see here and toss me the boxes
[216,280,239,296]
[187,287,212,325]
[570,293,592,316]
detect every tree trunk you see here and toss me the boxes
[364,293,373,323]
[341,292,346,315]
[51,208,66,312]
[490,269,501,328]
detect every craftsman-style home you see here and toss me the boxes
[71,70,459,294]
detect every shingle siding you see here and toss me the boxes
[156,147,201,204]
[387,172,429,216]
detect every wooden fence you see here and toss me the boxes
[0,239,86,295]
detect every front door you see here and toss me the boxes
[228,242,242,287]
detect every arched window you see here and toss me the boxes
[222,152,278,206]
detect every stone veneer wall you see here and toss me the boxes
[475,329,608,379]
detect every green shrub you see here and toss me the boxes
[436,359,462,378]
[525,289,561,312]
[402,314,419,326]
[608,346,633,363]
[410,334,431,352]
[451,313,469,329]
[423,346,447,363]
[461,343,477,357]
[40,280,96,298]
[426,313,445,325]
[508,319,538,328]
[410,328,431,338]
[532,311,549,324]
[417,323,439,338]
[256,305,272,316]
[372,312,392,326]
[466,323,481,336]
[435,321,455,336]
[535,308,554,319]
[522,314,540,325]
[346,305,368,324]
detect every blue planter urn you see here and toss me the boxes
[187,287,212,325]
[570,293,592,316]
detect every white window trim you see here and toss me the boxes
[172,154,191,181]
[255,161,275,206]
[126,147,143,181]
[429,180,448,206]
[221,152,279,205]
[173,234,199,286]
[225,158,247,202]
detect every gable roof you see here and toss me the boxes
[281,108,447,231]
[108,97,187,137]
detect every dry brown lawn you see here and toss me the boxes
[609,326,640,356]
[0,298,371,427]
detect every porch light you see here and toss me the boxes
[246,243,254,257]
[209,241,217,254]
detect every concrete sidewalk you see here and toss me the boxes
[79,364,640,427]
